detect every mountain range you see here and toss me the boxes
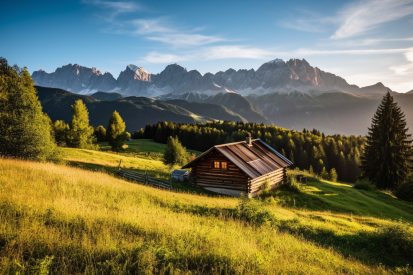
[32,59,413,135]
[32,58,392,97]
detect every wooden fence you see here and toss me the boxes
[117,160,173,190]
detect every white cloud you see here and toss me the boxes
[142,45,279,63]
[390,47,413,75]
[143,52,189,63]
[147,33,224,47]
[130,18,173,34]
[296,48,409,55]
[203,46,278,60]
[82,0,141,22]
[332,0,413,39]
[329,37,413,47]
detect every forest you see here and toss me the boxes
[136,121,365,182]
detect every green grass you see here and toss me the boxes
[98,139,202,161]
[0,158,400,274]
[2,144,413,273]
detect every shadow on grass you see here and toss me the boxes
[67,161,220,196]
[277,218,413,268]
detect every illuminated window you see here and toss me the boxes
[214,161,220,168]
[221,162,227,169]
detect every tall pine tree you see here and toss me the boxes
[361,92,413,190]
[0,57,59,161]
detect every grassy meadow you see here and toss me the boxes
[98,139,202,162]
[1,140,413,274]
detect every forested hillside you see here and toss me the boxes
[141,121,364,182]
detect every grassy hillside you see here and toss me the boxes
[1,155,413,273]
[99,139,202,160]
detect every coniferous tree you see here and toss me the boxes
[107,111,127,151]
[361,92,413,190]
[320,167,329,180]
[329,168,338,182]
[67,100,97,149]
[0,57,59,161]
[94,125,107,142]
[163,136,190,167]
[54,120,70,146]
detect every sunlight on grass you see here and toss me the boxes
[0,158,400,274]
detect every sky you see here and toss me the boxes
[1,0,413,92]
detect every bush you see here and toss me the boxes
[236,196,276,226]
[283,174,301,193]
[395,180,413,203]
[354,179,376,191]
[377,220,413,264]
[260,180,271,194]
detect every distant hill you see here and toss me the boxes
[90,91,124,101]
[166,99,247,123]
[247,91,413,135]
[158,92,273,125]
[35,86,251,132]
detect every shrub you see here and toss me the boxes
[354,179,376,191]
[260,180,271,194]
[395,180,413,203]
[283,174,301,193]
[236,196,276,226]
[377,220,413,264]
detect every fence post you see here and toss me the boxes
[118,159,122,173]
[144,171,148,185]
[170,177,173,190]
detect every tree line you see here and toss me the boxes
[137,121,364,182]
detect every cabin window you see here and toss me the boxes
[221,162,227,169]
[214,161,220,168]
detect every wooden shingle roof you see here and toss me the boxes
[182,139,292,179]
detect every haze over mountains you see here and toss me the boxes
[32,58,413,135]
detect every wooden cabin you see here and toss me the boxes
[182,133,292,197]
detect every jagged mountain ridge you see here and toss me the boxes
[32,58,392,97]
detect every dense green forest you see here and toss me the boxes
[137,121,365,182]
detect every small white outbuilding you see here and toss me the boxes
[171,170,190,182]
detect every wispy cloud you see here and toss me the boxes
[130,18,173,34]
[142,45,280,63]
[332,0,413,39]
[296,48,409,55]
[82,0,142,22]
[390,47,413,75]
[147,34,224,47]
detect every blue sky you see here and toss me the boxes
[1,0,413,92]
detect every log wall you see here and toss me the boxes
[190,149,287,195]
[191,150,249,191]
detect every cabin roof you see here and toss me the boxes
[182,139,292,179]
[171,170,189,176]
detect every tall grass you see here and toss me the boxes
[0,158,395,274]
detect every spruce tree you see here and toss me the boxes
[67,100,96,149]
[163,136,190,167]
[0,57,59,161]
[94,125,106,142]
[329,168,338,182]
[361,92,413,190]
[320,167,329,180]
[54,120,70,146]
[107,111,127,151]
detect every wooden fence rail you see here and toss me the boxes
[117,160,173,190]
